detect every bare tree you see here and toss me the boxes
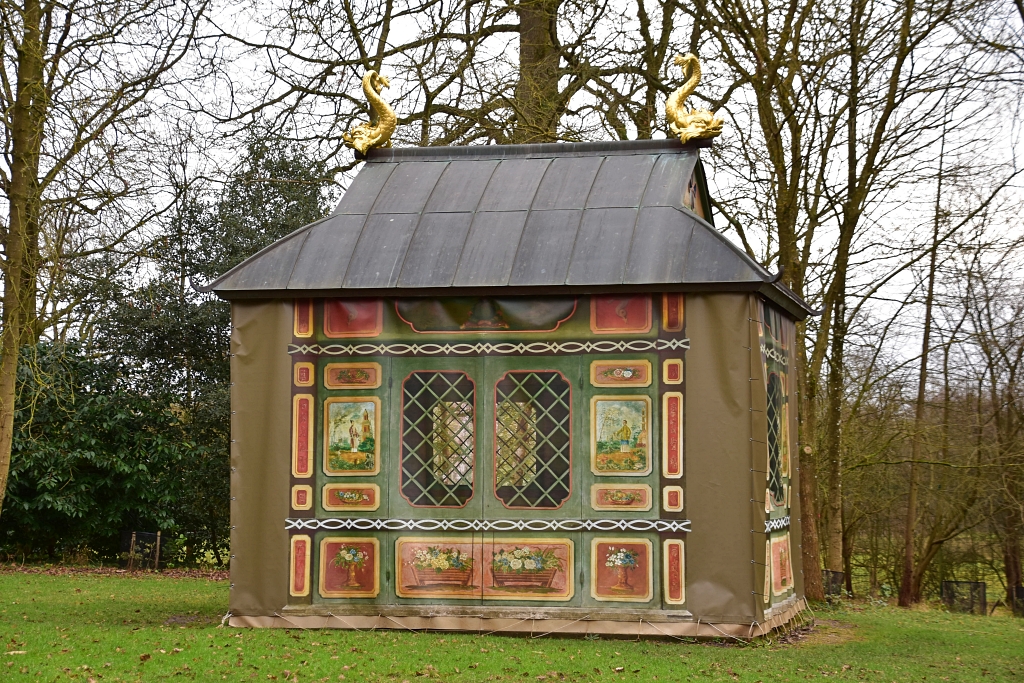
[0,0,209,516]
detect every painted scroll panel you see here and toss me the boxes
[770,532,795,597]
[290,535,311,597]
[395,537,483,600]
[319,537,380,599]
[590,396,652,476]
[590,538,653,602]
[590,296,652,334]
[589,360,652,387]
[292,394,313,478]
[482,538,574,601]
[324,362,383,389]
[663,539,685,605]
[322,484,381,512]
[662,392,683,478]
[324,299,383,338]
[323,397,381,476]
[590,484,652,511]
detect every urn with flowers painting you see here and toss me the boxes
[605,547,640,591]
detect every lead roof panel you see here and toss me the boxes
[205,139,813,318]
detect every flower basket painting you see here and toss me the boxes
[318,538,379,599]
[590,484,652,511]
[396,538,482,599]
[591,539,653,602]
[324,397,381,475]
[483,539,573,601]
[591,396,652,476]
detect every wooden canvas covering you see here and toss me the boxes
[208,139,813,636]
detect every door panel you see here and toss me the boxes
[482,356,583,521]
[389,357,485,520]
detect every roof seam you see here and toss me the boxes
[563,156,607,282]
[336,163,399,288]
[393,160,453,287]
[450,158,503,286]
[506,157,554,286]
[620,155,660,285]
[202,217,326,291]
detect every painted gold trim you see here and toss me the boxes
[319,537,381,599]
[590,395,653,477]
[293,299,313,338]
[589,359,653,388]
[323,396,382,476]
[395,536,482,600]
[322,483,382,512]
[483,537,575,602]
[661,294,685,332]
[662,539,685,605]
[590,484,653,512]
[662,359,683,385]
[590,537,654,602]
[289,535,311,597]
[292,394,314,478]
[291,485,313,511]
[662,392,684,479]
[589,296,653,335]
[293,362,315,387]
[323,299,383,338]
[763,540,772,603]
[662,486,684,512]
[324,362,383,390]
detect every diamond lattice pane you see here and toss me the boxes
[494,371,571,509]
[766,372,785,506]
[402,372,476,507]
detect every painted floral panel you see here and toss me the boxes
[319,537,379,599]
[395,537,482,599]
[590,485,652,511]
[483,539,574,601]
[590,538,653,602]
[770,533,794,596]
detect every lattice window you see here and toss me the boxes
[494,371,571,509]
[402,372,476,507]
[766,372,786,506]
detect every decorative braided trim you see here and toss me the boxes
[288,338,690,357]
[286,518,692,533]
[764,516,790,533]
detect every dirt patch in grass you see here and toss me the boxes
[0,562,228,581]
[787,618,860,647]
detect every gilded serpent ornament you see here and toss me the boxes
[665,54,723,144]
[343,71,396,156]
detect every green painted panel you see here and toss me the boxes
[388,357,486,520]
[579,354,660,520]
[315,356,390,519]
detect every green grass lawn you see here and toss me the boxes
[1,569,1021,682]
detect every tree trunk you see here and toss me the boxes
[823,298,847,574]
[0,0,46,518]
[797,333,825,600]
[898,123,943,607]
[513,0,562,143]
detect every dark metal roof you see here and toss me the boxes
[204,139,815,319]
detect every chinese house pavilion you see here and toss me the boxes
[206,134,814,637]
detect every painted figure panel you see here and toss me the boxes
[324,397,381,475]
[590,396,652,476]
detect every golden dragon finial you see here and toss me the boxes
[665,54,724,144]
[343,70,397,156]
